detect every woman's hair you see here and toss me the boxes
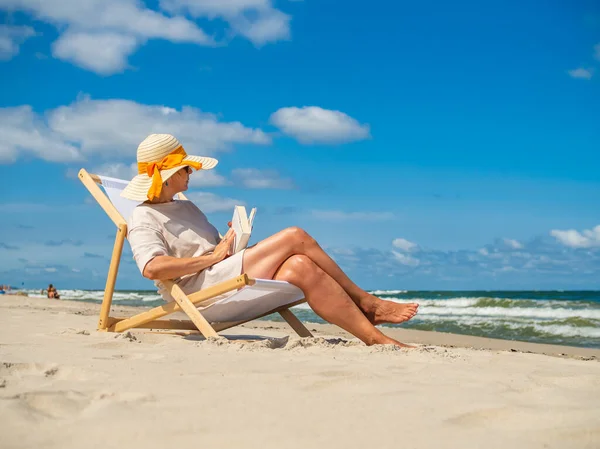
[48,284,53,289]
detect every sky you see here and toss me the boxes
[0,0,599,291]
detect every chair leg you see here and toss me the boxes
[98,225,126,330]
[165,281,220,338]
[279,309,313,338]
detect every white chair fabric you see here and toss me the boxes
[96,174,305,322]
[98,176,142,221]
[202,279,304,323]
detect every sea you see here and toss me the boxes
[18,289,600,349]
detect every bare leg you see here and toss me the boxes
[243,227,419,324]
[272,255,411,347]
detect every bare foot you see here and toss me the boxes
[361,295,419,325]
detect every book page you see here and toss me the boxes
[231,206,251,253]
[248,207,257,228]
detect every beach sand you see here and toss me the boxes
[1,294,599,449]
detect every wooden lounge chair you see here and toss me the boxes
[78,168,313,339]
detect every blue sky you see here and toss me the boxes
[0,0,599,291]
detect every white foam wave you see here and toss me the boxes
[292,302,311,310]
[26,293,46,299]
[378,296,483,307]
[531,324,600,339]
[410,315,600,338]
[370,289,408,295]
[416,306,600,320]
[379,296,590,310]
[20,288,162,302]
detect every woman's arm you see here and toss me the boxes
[144,254,217,280]
[143,228,236,280]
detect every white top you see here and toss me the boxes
[127,200,245,302]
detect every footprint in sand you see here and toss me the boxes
[0,362,61,388]
[1,362,60,377]
[0,361,102,384]
[5,390,91,420]
[0,390,154,422]
[446,406,535,427]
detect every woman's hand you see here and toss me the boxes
[212,227,236,263]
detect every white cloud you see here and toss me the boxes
[0,0,211,42]
[567,68,593,80]
[503,238,523,249]
[496,266,516,273]
[188,170,229,188]
[185,192,245,213]
[330,247,355,256]
[0,0,273,74]
[311,210,394,221]
[52,31,139,75]
[0,105,82,163]
[329,229,600,284]
[0,96,271,164]
[551,225,600,248]
[0,0,293,73]
[270,106,371,144]
[50,96,271,156]
[391,251,420,267]
[159,0,291,45]
[228,7,290,45]
[392,238,418,252]
[0,24,35,60]
[231,168,294,189]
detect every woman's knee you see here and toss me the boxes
[277,254,321,285]
[281,226,315,250]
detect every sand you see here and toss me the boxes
[0,294,599,449]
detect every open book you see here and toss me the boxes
[231,205,257,254]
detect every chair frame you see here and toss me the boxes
[78,168,313,339]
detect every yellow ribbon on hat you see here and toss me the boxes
[138,146,202,201]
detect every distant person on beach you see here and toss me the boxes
[0,285,5,295]
[121,134,419,347]
[47,284,60,299]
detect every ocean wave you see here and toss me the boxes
[416,306,600,320]
[401,319,600,340]
[292,302,311,310]
[20,289,162,303]
[369,289,408,295]
[530,323,600,339]
[61,290,162,302]
[378,297,480,307]
[410,312,599,328]
[540,317,599,328]
[377,296,594,310]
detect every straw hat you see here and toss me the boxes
[121,134,218,202]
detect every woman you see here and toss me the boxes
[122,134,418,347]
[47,284,60,299]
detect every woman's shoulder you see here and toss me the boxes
[180,200,209,219]
[129,201,202,227]
[179,199,202,211]
[128,204,164,229]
